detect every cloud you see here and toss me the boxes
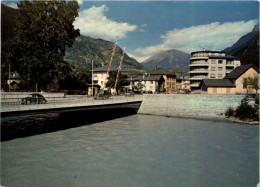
[127,52,150,63]
[135,20,258,57]
[76,0,83,5]
[74,5,137,40]
[7,3,18,9]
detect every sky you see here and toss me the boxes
[3,0,259,62]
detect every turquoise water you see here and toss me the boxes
[1,114,259,187]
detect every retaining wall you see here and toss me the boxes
[138,94,245,120]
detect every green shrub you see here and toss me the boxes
[225,106,234,118]
[235,96,257,120]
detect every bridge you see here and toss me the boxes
[1,94,143,141]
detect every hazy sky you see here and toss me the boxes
[4,0,259,62]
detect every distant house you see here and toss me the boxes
[145,66,183,92]
[200,64,259,94]
[131,74,165,93]
[7,71,20,90]
[92,64,131,88]
[200,79,236,94]
[224,64,259,94]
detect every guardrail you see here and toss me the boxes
[1,95,143,112]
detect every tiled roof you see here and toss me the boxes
[93,64,129,72]
[201,79,235,87]
[134,75,164,81]
[224,64,259,79]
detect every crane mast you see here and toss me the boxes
[103,37,117,89]
[114,44,126,90]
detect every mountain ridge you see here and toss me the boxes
[142,49,191,72]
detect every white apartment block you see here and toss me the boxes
[93,64,130,88]
[189,50,240,91]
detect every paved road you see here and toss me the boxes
[1,95,143,112]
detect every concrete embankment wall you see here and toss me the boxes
[138,94,245,120]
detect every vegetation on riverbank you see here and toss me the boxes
[225,95,259,123]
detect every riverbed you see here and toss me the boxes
[1,114,258,187]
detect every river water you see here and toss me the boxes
[1,114,258,187]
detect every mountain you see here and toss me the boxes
[223,24,259,56]
[142,49,191,72]
[222,24,259,68]
[65,36,146,72]
[1,4,19,43]
[1,3,146,72]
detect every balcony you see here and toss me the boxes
[189,76,208,80]
[189,69,208,74]
[226,62,235,67]
[190,83,200,87]
[189,61,209,67]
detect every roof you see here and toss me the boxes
[191,50,226,55]
[224,64,259,79]
[93,64,129,73]
[201,79,235,87]
[146,68,176,76]
[134,75,164,81]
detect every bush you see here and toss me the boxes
[235,96,257,120]
[225,106,234,118]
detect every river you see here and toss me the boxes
[1,114,258,187]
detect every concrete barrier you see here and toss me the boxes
[138,94,245,120]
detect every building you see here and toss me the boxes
[131,74,165,93]
[7,71,20,90]
[92,64,130,88]
[224,64,259,94]
[189,50,240,91]
[145,66,181,92]
[200,64,259,94]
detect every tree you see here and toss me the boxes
[132,82,144,92]
[106,71,130,91]
[247,75,259,94]
[10,0,80,91]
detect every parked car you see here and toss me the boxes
[21,93,47,105]
[125,90,135,97]
[147,90,153,94]
[94,89,111,100]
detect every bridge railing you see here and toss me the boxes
[1,95,143,112]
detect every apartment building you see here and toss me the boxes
[189,50,240,91]
[92,64,130,88]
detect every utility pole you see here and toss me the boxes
[92,59,94,96]
[8,64,11,92]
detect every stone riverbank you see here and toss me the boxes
[138,94,245,121]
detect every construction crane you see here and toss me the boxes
[114,44,126,91]
[103,37,117,89]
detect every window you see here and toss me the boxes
[218,60,223,64]
[218,74,223,78]
[150,81,153,84]
[211,67,216,71]
[211,60,216,64]
[210,74,215,78]
[218,67,223,71]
